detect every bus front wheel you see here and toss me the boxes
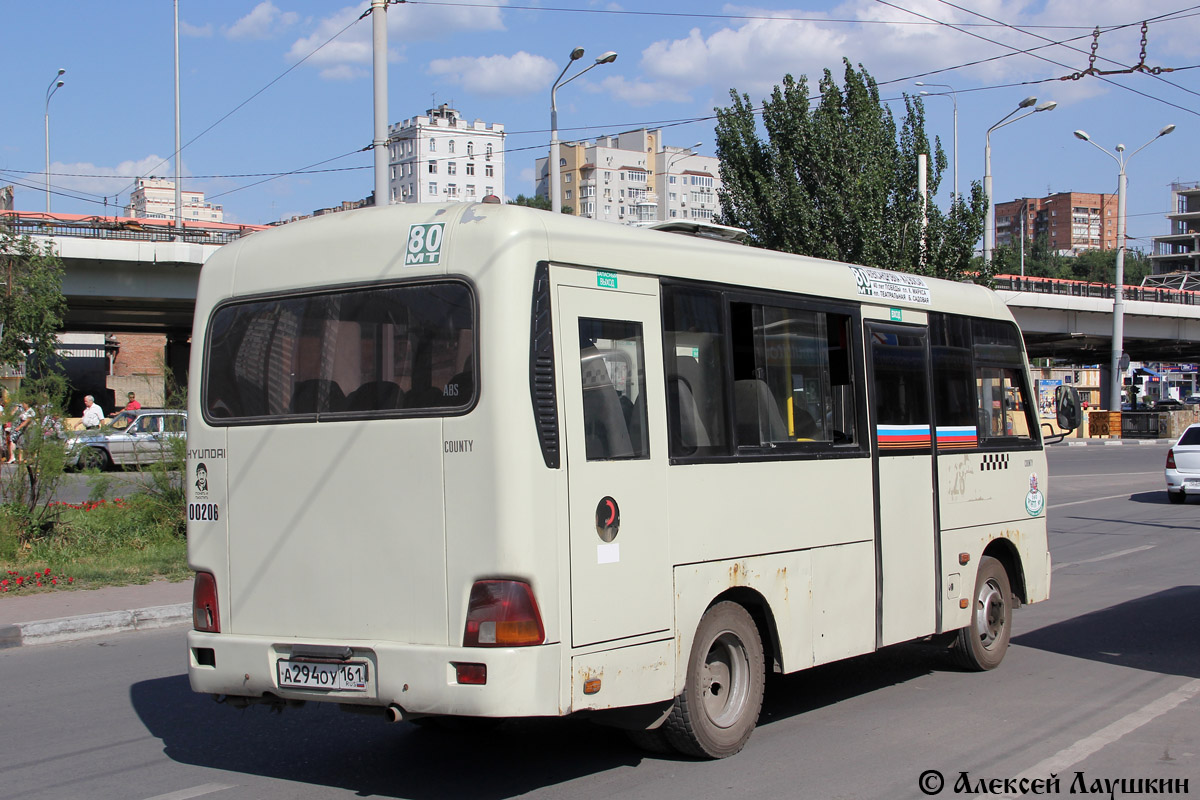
[662,601,765,759]
[951,556,1012,671]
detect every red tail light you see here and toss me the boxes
[193,571,220,633]
[1167,448,1176,469]
[463,580,544,647]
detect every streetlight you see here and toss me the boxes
[664,141,702,219]
[550,48,617,214]
[44,68,66,213]
[1074,123,1176,412]
[983,96,1056,265]
[916,82,957,203]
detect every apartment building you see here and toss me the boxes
[535,128,722,225]
[124,177,223,222]
[994,191,1117,254]
[387,104,505,205]
[1149,181,1200,275]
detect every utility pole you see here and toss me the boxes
[372,0,390,206]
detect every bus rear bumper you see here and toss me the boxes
[187,631,563,718]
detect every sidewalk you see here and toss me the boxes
[0,579,192,649]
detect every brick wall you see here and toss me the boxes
[107,333,167,408]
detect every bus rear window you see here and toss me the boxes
[203,281,476,422]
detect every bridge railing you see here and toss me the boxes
[1,210,263,246]
[996,274,1200,306]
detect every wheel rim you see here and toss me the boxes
[974,577,1006,649]
[700,631,750,729]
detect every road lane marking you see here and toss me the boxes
[1052,472,1160,478]
[1054,545,1156,570]
[141,784,235,800]
[1049,492,1139,509]
[976,679,1200,799]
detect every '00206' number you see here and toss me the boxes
[188,503,219,521]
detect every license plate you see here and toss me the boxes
[277,659,369,692]
[1186,479,1200,488]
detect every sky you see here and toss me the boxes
[1,0,1198,252]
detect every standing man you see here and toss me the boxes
[82,395,105,429]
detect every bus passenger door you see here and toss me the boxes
[866,323,940,647]
[558,282,672,648]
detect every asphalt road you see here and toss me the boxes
[0,444,1195,800]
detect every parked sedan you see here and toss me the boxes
[1164,423,1200,503]
[69,408,187,470]
[1154,397,1188,411]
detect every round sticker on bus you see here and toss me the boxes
[1025,473,1045,517]
[595,496,620,542]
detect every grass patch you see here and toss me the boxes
[0,493,189,593]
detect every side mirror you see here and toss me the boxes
[1056,385,1082,432]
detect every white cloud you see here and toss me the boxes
[287,1,505,78]
[319,64,368,82]
[225,2,300,41]
[51,156,180,201]
[594,75,692,106]
[611,0,1200,107]
[180,21,213,38]
[427,52,556,96]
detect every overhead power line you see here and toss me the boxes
[872,0,1200,118]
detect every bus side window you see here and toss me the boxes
[578,319,649,461]
[972,319,1036,443]
[662,286,731,458]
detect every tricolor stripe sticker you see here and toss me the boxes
[936,426,978,449]
[877,424,932,449]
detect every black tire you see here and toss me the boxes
[78,447,111,471]
[662,601,765,759]
[1168,491,1186,504]
[950,556,1012,671]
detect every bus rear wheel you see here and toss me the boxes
[662,601,764,759]
[951,556,1012,671]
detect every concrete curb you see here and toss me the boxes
[1057,439,1170,446]
[0,602,190,649]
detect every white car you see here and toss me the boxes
[1164,423,1200,503]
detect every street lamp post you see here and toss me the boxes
[44,68,65,213]
[983,97,1056,265]
[916,82,957,203]
[664,141,702,219]
[550,48,617,214]
[1074,124,1176,411]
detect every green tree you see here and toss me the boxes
[508,193,552,211]
[714,60,989,283]
[0,227,67,376]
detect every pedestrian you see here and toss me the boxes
[81,395,105,429]
[110,391,141,416]
[10,403,34,464]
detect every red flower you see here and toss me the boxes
[68,577,74,583]
[15,577,23,585]
[51,579,57,585]
[43,568,51,576]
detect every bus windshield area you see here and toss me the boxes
[203,281,475,422]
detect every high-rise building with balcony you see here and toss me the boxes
[993,191,1117,255]
[387,105,505,205]
[1150,182,1200,276]
[124,177,223,222]
[535,129,722,225]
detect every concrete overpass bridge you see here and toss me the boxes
[995,275,1200,362]
[7,211,1200,363]
[4,210,263,335]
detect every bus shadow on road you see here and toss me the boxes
[1012,586,1200,679]
[131,674,650,798]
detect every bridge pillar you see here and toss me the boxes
[166,333,191,404]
